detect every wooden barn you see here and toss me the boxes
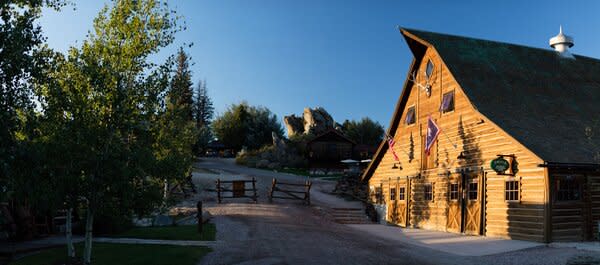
[307,129,355,170]
[362,27,600,242]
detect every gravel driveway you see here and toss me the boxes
[192,158,599,265]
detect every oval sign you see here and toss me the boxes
[491,157,510,173]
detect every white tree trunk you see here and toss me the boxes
[66,208,75,258]
[83,209,94,265]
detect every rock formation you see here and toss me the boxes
[283,107,336,136]
[283,114,304,137]
[303,107,334,135]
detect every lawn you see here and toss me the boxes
[10,243,211,265]
[113,224,216,241]
[277,168,310,176]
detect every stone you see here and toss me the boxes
[152,214,174,227]
[283,114,304,137]
[256,159,270,168]
[272,132,286,156]
[133,217,153,227]
[201,210,212,224]
[303,107,335,135]
[267,162,281,170]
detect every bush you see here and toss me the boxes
[93,213,133,235]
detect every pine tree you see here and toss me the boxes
[169,48,194,121]
[192,80,214,154]
[193,80,214,127]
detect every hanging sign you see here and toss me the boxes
[490,157,510,174]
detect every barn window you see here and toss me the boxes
[449,183,459,201]
[505,180,520,201]
[405,106,416,125]
[440,91,455,113]
[425,60,434,79]
[390,188,397,201]
[468,182,478,200]
[424,183,433,201]
[399,187,405,200]
[556,176,581,201]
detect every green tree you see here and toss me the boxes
[213,102,283,151]
[192,80,214,154]
[0,0,67,203]
[193,79,214,128]
[342,117,384,146]
[39,1,182,263]
[169,48,194,121]
[153,48,197,202]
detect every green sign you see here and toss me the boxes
[490,157,510,173]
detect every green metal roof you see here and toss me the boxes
[404,28,600,164]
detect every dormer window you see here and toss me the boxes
[425,60,434,79]
[440,91,455,113]
[405,106,416,125]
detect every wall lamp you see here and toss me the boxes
[392,163,403,170]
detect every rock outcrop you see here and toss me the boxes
[283,114,304,137]
[303,107,334,135]
[283,107,335,136]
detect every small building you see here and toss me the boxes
[362,27,600,242]
[307,129,355,171]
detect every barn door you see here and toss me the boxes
[446,176,462,233]
[395,180,408,227]
[463,174,482,235]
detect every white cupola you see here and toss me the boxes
[549,26,575,59]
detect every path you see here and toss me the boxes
[192,158,600,265]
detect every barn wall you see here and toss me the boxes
[368,46,548,242]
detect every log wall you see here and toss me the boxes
[368,47,549,242]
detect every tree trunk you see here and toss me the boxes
[66,208,75,259]
[83,208,94,265]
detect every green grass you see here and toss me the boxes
[276,168,310,176]
[112,224,216,241]
[311,174,344,180]
[10,243,211,265]
[192,167,219,174]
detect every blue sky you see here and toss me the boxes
[39,0,600,130]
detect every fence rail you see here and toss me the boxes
[269,178,312,205]
[215,178,258,203]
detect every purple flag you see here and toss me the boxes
[425,116,440,156]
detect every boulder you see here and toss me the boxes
[201,210,212,224]
[132,217,153,227]
[303,107,335,135]
[283,114,304,137]
[267,162,281,170]
[272,132,286,156]
[256,159,270,168]
[152,214,174,227]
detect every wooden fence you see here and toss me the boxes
[216,178,258,203]
[269,178,312,205]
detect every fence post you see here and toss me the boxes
[216,179,221,204]
[306,181,312,205]
[252,177,258,203]
[197,201,203,236]
[269,178,276,203]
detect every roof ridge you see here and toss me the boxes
[400,27,597,60]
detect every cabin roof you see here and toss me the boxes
[307,129,356,145]
[362,28,600,181]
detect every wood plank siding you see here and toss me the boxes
[368,47,548,242]
[364,28,600,243]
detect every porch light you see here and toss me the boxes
[392,163,403,170]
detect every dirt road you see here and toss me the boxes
[192,158,598,265]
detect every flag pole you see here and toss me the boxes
[386,133,411,157]
[442,130,458,149]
